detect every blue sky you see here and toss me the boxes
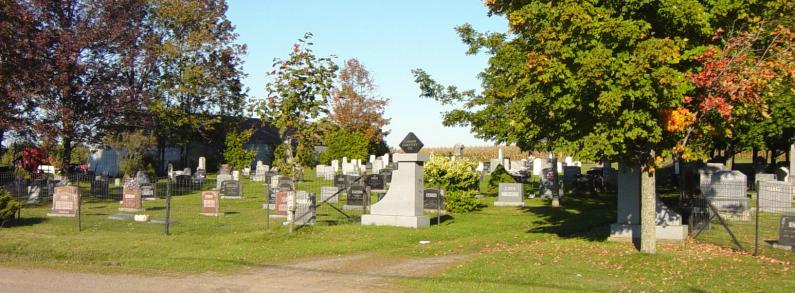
[226,0,507,147]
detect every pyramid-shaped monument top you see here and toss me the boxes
[399,132,424,153]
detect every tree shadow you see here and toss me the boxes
[3,217,47,227]
[522,195,616,241]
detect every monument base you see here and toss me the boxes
[221,196,243,200]
[494,201,525,207]
[118,208,145,213]
[108,213,135,221]
[771,241,794,251]
[608,224,688,242]
[268,214,287,219]
[343,205,364,211]
[361,214,430,228]
[46,212,76,217]
[199,213,221,217]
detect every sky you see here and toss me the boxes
[226,0,507,148]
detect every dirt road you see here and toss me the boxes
[0,254,466,292]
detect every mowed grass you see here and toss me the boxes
[0,170,792,291]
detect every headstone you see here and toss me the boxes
[271,191,289,218]
[219,164,231,175]
[331,160,340,173]
[344,185,367,210]
[221,180,242,199]
[183,168,191,177]
[196,169,207,179]
[91,175,109,197]
[232,170,240,181]
[167,163,174,178]
[120,179,143,212]
[498,148,503,160]
[47,186,79,217]
[135,171,150,184]
[288,191,316,225]
[242,167,251,177]
[777,216,795,247]
[198,156,206,170]
[382,154,390,166]
[334,174,347,189]
[608,164,688,241]
[200,191,220,216]
[216,174,232,190]
[777,167,790,182]
[175,174,192,187]
[564,156,573,166]
[495,183,524,206]
[540,167,558,199]
[700,170,749,215]
[140,183,155,200]
[755,173,778,192]
[365,174,385,190]
[423,188,443,210]
[320,186,340,203]
[370,155,376,163]
[277,176,292,191]
[379,168,393,183]
[562,166,581,184]
[452,144,464,157]
[758,180,793,213]
[532,158,544,176]
[790,143,795,182]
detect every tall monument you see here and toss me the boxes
[361,132,430,228]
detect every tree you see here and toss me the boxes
[22,0,150,170]
[223,129,256,171]
[330,59,391,154]
[318,129,369,165]
[104,130,156,178]
[146,0,248,168]
[0,1,38,154]
[256,33,338,170]
[414,0,793,254]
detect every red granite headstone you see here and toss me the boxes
[201,191,220,216]
[120,179,143,211]
[48,186,79,217]
[275,191,289,216]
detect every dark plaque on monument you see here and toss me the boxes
[399,132,424,153]
[365,174,385,190]
[277,176,293,191]
[423,188,443,210]
[346,185,366,208]
[221,180,241,198]
[482,162,491,172]
[140,183,155,199]
[779,216,795,247]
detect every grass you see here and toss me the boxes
[0,169,793,291]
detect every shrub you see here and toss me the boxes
[444,190,480,213]
[104,130,156,177]
[488,164,516,188]
[0,189,19,226]
[295,142,318,167]
[223,129,257,170]
[318,129,369,164]
[424,156,480,192]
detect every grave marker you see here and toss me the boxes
[271,191,289,218]
[778,216,795,247]
[758,181,793,213]
[365,174,386,190]
[200,191,220,216]
[221,180,242,199]
[320,186,340,203]
[423,188,443,210]
[345,185,367,210]
[120,179,143,212]
[495,183,524,206]
[47,186,79,217]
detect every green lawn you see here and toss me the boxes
[0,170,793,291]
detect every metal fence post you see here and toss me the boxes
[77,185,82,232]
[265,184,270,229]
[754,196,760,256]
[164,180,171,236]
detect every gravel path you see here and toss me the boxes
[0,254,467,293]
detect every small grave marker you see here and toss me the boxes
[777,216,795,248]
[200,191,220,216]
[344,185,367,210]
[47,186,79,217]
[119,180,143,212]
[365,174,385,190]
[495,183,525,207]
[320,186,340,203]
[221,180,242,199]
[423,188,443,210]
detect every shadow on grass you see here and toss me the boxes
[431,214,454,226]
[4,217,47,227]
[522,194,616,241]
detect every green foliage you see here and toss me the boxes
[413,0,794,167]
[295,142,318,167]
[318,129,369,164]
[487,164,516,192]
[223,129,256,170]
[0,189,19,226]
[103,131,156,177]
[424,156,480,192]
[272,143,297,177]
[444,189,481,213]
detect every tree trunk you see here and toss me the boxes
[640,163,657,254]
[551,157,560,207]
[62,136,73,174]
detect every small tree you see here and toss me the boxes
[0,188,19,227]
[223,129,256,171]
[104,131,156,178]
[318,129,369,164]
[330,59,391,153]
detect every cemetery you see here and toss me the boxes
[1,0,795,292]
